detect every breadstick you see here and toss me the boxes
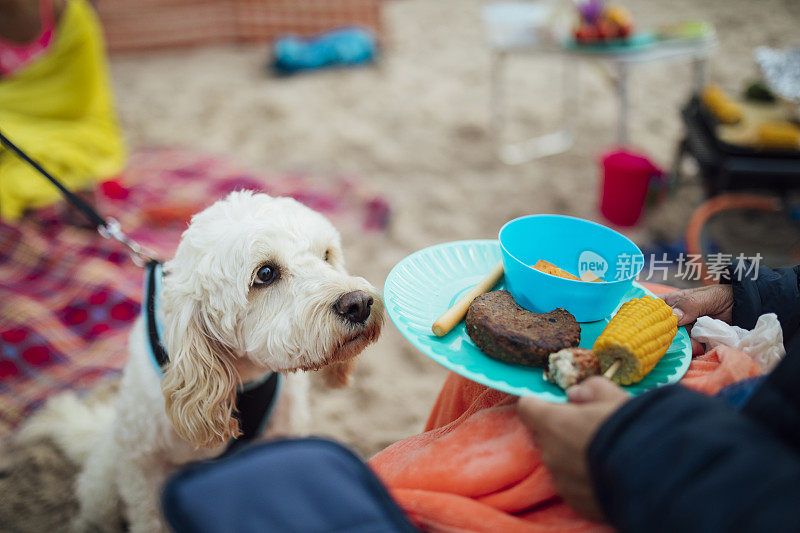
[432,261,504,337]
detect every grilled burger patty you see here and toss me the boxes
[465,290,581,367]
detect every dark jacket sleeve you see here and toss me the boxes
[740,332,800,449]
[724,261,800,341]
[588,384,800,533]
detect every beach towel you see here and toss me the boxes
[368,284,762,532]
[0,146,389,434]
[0,0,126,220]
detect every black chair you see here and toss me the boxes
[673,97,800,197]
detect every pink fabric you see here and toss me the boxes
[369,350,763,532]
[0,0,55,76]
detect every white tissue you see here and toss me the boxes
[691,313,785,372]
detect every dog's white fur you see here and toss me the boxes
[18,191,383,532]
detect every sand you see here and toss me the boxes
[3,0,800,529]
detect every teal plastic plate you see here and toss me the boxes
[563,32,657,54]
[384,240,691,401]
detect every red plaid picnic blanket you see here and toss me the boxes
[0,146,390,434]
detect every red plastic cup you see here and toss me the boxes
[599,149,662,227]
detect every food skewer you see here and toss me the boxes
[432,261,504,337]
[550,297,678,389]
[603,359,622,380]
[548,351,620,390]
[594,296,678,385]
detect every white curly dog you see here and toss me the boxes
[19,191,383,532]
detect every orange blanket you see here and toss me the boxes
[368,285,762,532]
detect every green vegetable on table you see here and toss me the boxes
[744,80,776,103]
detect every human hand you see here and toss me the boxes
[517,377,630,521]
[661,284,734,327]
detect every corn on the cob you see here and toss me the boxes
[757,122,800,150]
[701,85,743,125]
[593,296,678,385]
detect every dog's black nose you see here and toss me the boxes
[334,291,374,324]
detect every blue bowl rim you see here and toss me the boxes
[498,214,644,286]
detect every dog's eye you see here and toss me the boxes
[324,249,331,263]
[254,264,279,286]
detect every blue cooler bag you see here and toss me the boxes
[271,28,377,74]
[162,438,417,533]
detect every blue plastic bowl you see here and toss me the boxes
[498,215,643,322]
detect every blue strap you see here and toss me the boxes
[143,261,168,375]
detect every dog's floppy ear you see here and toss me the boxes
[321,359,356,388]
[161,304,240,448]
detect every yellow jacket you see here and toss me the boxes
[0,0,126,219]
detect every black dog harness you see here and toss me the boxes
[144,261,282,452]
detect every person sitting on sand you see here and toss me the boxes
[518,259,800,531]
[0,0,125,221]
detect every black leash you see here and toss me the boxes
[0,128,158,266]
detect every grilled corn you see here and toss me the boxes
[757,122,800,150]
[593,296,678,385]
[701,85,743,125]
